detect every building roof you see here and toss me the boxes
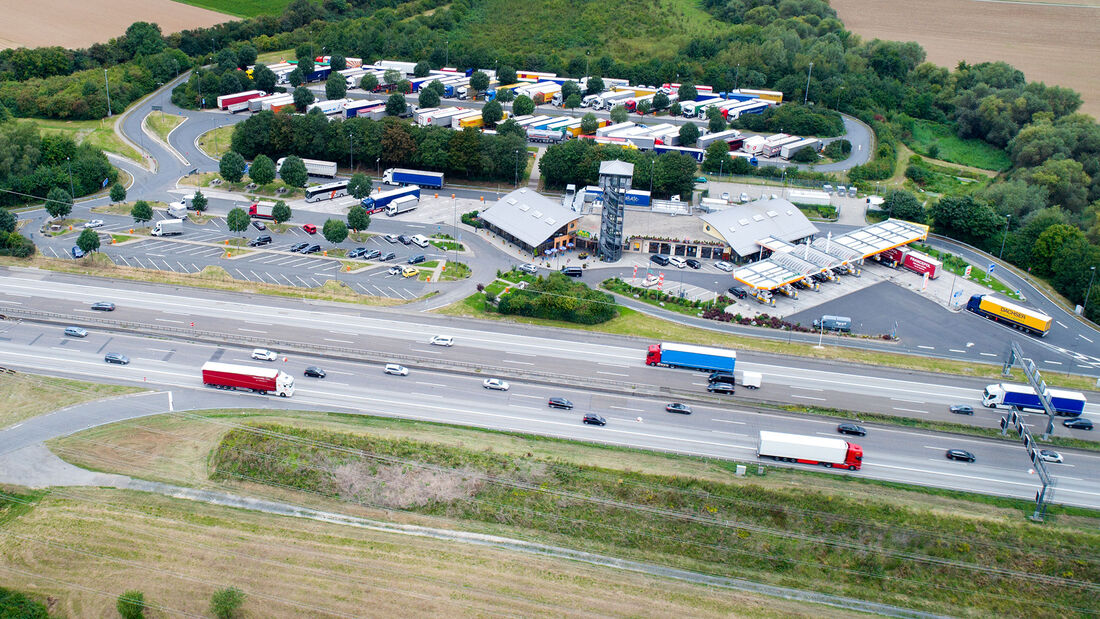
[576,210,710,243]
[480,188,581,248]
[599,160,634,177]
[699,198,819,257]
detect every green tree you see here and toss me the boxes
[469,71,490,98]
[45,187,73,219]
[564,93,582,114]
[287,67,304,88]
[496,118,526,140]
[707,107,726,133]
[609,105,628,124]
[652,92,670,110]
[930,195,1003,247]
[702,141,733,174]
[219,151,246,183]
[1032,224,1085,276]
[418,87,440,109]
[383,69,401,87]
[293,86,315,112]
[294,45,314,75]
[359,73,378,92]
[883,190,926,222]
[226,207,250,236]
[279,155,308,187]
[636,99,652,116]
[427,79,446,97]
[581,113,599,134]
[347,205,371,232]
[117,590,146,619]
[249,154,275,185]
[677,83,697,102]
[191,190,207,213]
[791,147,819,163]
[512,95,534,117]
[348,173,372,199]
[322,218,348,245]
[251,63,276,93]
[130,200,153,224]
[498,66,517,86]
[585,76,604,96]
[481,100,503,126]
[413,60,430,77]
[386,93,407,116]
[110,183,126,203]
[0,208,16,233]
[395,79,412,94]
[1050,236,1100,322]
[215,49,238,74]
[325,74,347,100]
[670,102,682,116]
[495,88,515,106]
[823,139,852,159]
[1021,158,1091,213]
[76,228,100,254]
[678,123,700,146]
[561,81,581,104]
[328,54,346,71]
[210,587,245,619]
[123,22,165,56]
[271,200,291,223]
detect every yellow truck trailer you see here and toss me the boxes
[965,294,1052,337]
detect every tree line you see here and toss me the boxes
[538,139,698,200]
[0,115,117,207]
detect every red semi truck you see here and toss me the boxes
[217,90,266,110]
[201,362,295,397]
[757,431,862,470]
[248,201,276,219]
[880,246,941,279]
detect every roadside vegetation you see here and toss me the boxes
[196,125,233,159]
[0,372,142,429]
[15,117,141,164]
[144,111,184,146]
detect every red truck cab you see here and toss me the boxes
[645,344,662,366]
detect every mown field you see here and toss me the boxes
[44,410,1100,618]
[171,0,298,18]
[902,119,1011,172]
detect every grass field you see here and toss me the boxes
[902,119,1011,171]
[196,126,234,159]
[45,410,1100,618]
[0,373,142,429]
[171,0,297,18]
[144,111,185,146]
[15,117,141,164]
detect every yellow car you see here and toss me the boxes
[401,266,418,278]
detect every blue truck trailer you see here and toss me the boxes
[645,342,736,373]
[382,168,444,189]
[361,185,421,213]
[982,383,1086,417]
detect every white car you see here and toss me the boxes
[519,263,538,275]
[430,335,453,347]
[640,275,660,288]
[1038,449,1063,463]
[388,265,402,276]
[714,261,734,272]
[84,219,104,229]
[720,192,730,201]
[668,256,686,269]
[251,348,277,361]
[384,363,409,376]
[482,378,510,391]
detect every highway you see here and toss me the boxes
[3,304,1099,510]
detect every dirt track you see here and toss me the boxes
[0,0,232,50]
[831,0,1100,118]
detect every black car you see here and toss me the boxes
[1063,418,1094,430]
[706,382,735,394]
[837,423,866,437]
[91,302,116,311]
[398,234,412,245]
[248,235,272,247]
[363,249,381,260]
[251,220,266,231]
[290,242,309,253]
[347,247,367,258]
[302,244,321,254]
[379,251,396,261]
[946,449,976,462]
[666,402,692,414]
[582,413,606,426]
[950,405,974,415]
[104,352,130,365]
[685,258,701,269]
[548,397,574,410]
[650,254,670,266]
[726,287,747,299]
[304,366,326,378]
[708,371,736,385]
[407,254,426,265]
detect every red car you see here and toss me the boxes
[302,223,317,234]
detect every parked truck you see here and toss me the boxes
[249,201,276,219]
[385,194,419,216]
[277,157,338,178]
[645,342,736,373]
[966,294,1052,337]
[383,168,445,189]
[201,361,295,397]
[880,246,942,279]
[982,383,1086,417]
[167,201,188,218]
[150,218,183,237]
[217,90,266,110]
[758,431,863,470]
[361,185,420,214]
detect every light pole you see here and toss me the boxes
[803,62,813,106]
[65,157,75,198]
[816,316,825,349]
[1084,266,1097,315]
[104,69,112,117]
[514,150,520,187]
[347,131,354,171]
[376,157,380,179]
[445,39,449,66]
[998,214,1011,260]
[452,194,458,265]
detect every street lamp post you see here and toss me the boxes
[514,150,520,187]
[65,157,74,198]
[348,132,354,171]
[998,214,1011,260]
[376,157,380,178]
[816,316,825,349]
[803,62,813,106]
[1083,266,1097,315]
[104,69,112,117]
[452,194,458,265]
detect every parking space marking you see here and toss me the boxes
[234,269,250,281]
[296,276,310,287]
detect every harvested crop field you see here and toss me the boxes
[831,0,1100,118]
[0,0,233,51]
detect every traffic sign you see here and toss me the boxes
[964,265,972,278]
[987,263,995,275]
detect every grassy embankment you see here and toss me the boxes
[169,0,294,18]
[144,111,185,145]
[195,126,235,160]
[44,410,1100,619]
[0,372,142,429]
[902,119,1011,171]
[180,171,304,200]
[14,117,141,164]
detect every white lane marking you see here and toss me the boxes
[1056,320,1067,328]
[503,359,534,365]
[893,407,928,415]
[980,353,997,357]
[415,382,445,388]
[597,371,629,377]
[792,395,825,401]
[711,430,746,438]
[917,345,934,350]
[237,328,266,333]
[512,394,543,400]
[155,319,184,324]
[890,397,924,403]
[1044,360,1063,365]
[608,406,643,412]
[792,386,823,391]
[1080,335,1094,343]
[324,338,353,344]
[711,419,745,425]
[949,349,966,353]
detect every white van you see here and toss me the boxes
[410,234,430,248]
[668,256,687,268]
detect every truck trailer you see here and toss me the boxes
[779,138,820,160]
[362,186,420,214]
[966,294,1052,337]
[383,168,445,189]
[217,90,266,110]
[201,361,295,397]
[385,194,419,216]
[150,218,183,237]
[880,246,942,279]
[277,157,338,178]
[248,201,276,219]
[645,342,736,373]
[982,383,1086,417]
[758,431,862,470]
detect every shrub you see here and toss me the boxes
[496,273,615,324]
